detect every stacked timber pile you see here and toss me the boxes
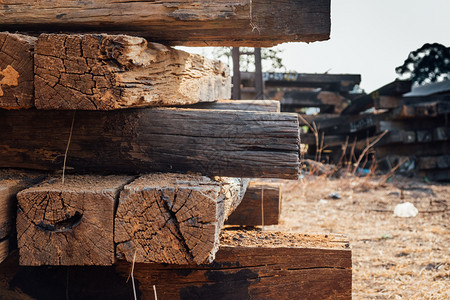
[299,79,450,181]
[240,71,361,114]
[0,1,353,299]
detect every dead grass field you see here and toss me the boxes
[268,174,449,299]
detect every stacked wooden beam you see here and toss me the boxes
[1,31,302,267]
[0,1,352,298]
[240,72,361,114]
[300,79,450,180]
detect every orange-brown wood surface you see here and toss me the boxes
[0,33,36,109]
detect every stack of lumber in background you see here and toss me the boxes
[298,78,450,181]
[240,71,361,114]
[0,1,353,298]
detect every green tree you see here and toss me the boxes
[396,43,450,85]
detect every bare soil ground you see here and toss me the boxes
[268,174,449,299]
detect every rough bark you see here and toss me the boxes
[0,0,331,47]
[0,108,301,179]
[16,175,133,266]
[0,32,36,109]
[35,33,230,110]
[115,174,247,265]
[226,181,281,226]
[116,230,352,300]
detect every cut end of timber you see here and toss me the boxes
[16,175,133,266]
[34,33,230,110]
[114,173,245,265]
[0,169,47,263]
[0,32,36,109]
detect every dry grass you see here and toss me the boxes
[267,175,449,299]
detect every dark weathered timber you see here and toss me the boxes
[419,168,450,182]
[374,96,403,109]
[226,181,281,226]
[297,113,343,129]
[434,127,450,141]
[343,80,412,114]
[116,230,352,300]
[242,72,361,92]
[417,155,450,170]
[390,101,450,120]
[0,170,46,264]
[35,34,230,110]
[341,94,373,115]
[376,80,412,96]
[0,32,36,109]
[115,174,247,265]
[0,251,136,300]
[0,0,331,47]
[186,99,280,112]
[277,90,347,114]
[0,108,300,179]
[376,141,450,158]
[301,133,348,147]
[17,175,133,266]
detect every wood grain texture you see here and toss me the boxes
[0,170,46,241]
[226,181,281,226]
[0,32,36,109]
[116,230,352,300]
[242,72,361,91]
[0,240,7,265]
[0,108,301,179]
[187,99,280,112]
[115,174,247,265]
[35,34,230,110]
[0,0,330,47]
[17,175,133,266]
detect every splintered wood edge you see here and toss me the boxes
[22,175,135,192]
[0,239,8,264]
[220,230,350,251]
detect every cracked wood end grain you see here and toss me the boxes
[115,173,246,265]
[0,32,36,109]
[34,33,230,110]
[16,175,133,266]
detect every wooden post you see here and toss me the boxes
[115,174,247,265]
[254,47,264,100]
[35,33,230,110]
[226,181,281,226]
[116,230,352,299]
[0,33,36,109]
[232,47,241,100]
[17,175,133,266]
[0,108,301,179]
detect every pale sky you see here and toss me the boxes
[180,0,450,93]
